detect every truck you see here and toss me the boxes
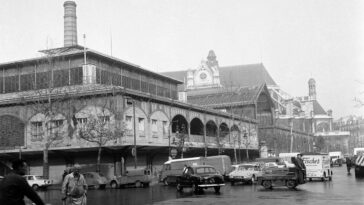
[110,168,153,188]
[160,155,231,185]
[301,152,332,181]
[353,147,364,156]
[329,151,344,167]
[278,152,301,165]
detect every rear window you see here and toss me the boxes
[196,167,216,174]
[35,176,45,180]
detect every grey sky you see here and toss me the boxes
[0,0,363,118]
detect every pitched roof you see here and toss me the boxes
[313,100,327,115]
[187,85,263,108]
[161,63,277,88]
[0,45,182,84]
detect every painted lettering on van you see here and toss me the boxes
[303,158,320,165]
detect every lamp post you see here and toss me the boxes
[243,132,249,161]
[126,97,137,169]
[289,118,293,153]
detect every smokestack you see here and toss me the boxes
[64,1,78,47]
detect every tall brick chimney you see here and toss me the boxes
[64,1,78,47]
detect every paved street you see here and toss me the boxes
[29,166,364,205]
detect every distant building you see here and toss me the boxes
[334,116,364,154]
[163,51,315,156]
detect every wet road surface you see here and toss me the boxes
[31,166,364,205]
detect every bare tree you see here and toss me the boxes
[174,124,189,159]
[26,84,82,178]
[78,102,125,173]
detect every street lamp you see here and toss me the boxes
[126,97,137,169]
[243,132,249,161]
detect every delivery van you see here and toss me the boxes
[160,155,231,185]
[301,152,332,181]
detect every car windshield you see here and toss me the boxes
[195,167,216,174]
[35,176,45,180]
[238,165,256,171]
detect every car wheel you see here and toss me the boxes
[110,181,118,189]
[214,186,220,193]
[251,175,256,184]
[262,180,272,189]
[329,176,332,181]
[176,183,183,192]
[321,173,326,182]
[32,184,39,191]
[286,180,297,189]
[309,178,312,182]
[192,183,199,193]
[135,181,142,188]
[163,178,169,186]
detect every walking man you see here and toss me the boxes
[346,157,352,173]
[62,164,87,205]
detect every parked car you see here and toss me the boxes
[160,155,231,185]
[228,163,263,185]
[110,168,153,188]
[23,175,52,191]
[83,172,108,189]
[176,165,225,193]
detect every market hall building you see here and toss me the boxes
[0,1,257,183]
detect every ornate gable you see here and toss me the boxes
[186,50,222,90]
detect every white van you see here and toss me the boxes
[160,155,231,185]
[301,153,332,181]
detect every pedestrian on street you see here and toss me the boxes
[297,154,306,181]
[0,159,45,205]
[62,164,87,205]
[291,157,305,184]
[346,157,352,173]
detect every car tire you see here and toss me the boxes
[321,173,326,182]
[176,183,183,192]
[251,175,256,184]
[110,181,118,189]
[214,186,220,193]
[135,181,142,188]
[286,180,297,189]
[163,178,169,186]
[192,183,199,193]
[32,184,39,191]
[262,180,272,189]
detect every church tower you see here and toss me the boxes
[308,78,316,100]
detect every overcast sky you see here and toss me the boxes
[0,0,363,119]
